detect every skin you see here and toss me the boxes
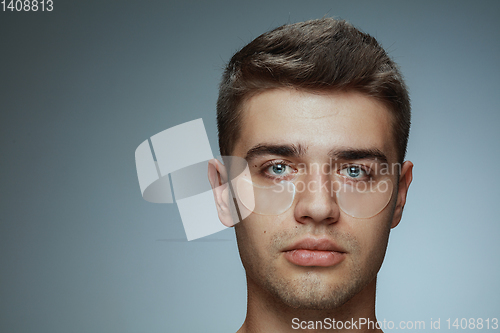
[209,88,413,332]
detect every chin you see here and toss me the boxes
[265,272,367,311]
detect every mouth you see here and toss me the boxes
[282,238,346,267]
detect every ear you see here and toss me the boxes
[208,158,236,227]
[391,161,413,229]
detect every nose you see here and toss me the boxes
[293,172,340,225]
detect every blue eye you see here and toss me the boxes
[341,165,368,180]
[347,166,361,178]
[261,162,296,180]
[270,163,287,175]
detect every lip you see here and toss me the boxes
[282,238,346,267]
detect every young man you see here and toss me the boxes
[208,18,413,332]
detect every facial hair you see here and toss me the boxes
[237,225,390,310]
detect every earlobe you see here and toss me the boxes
[208,159,236,227]
[391,161,413,229]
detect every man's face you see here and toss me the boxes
[230,88,408,310]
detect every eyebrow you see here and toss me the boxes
[328,148,388,164]
[245,143,388,164]
[244,143,307,161]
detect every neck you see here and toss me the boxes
[237,276,382,333]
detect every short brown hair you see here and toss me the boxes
[217,18,410,163]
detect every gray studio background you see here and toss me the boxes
[1,1,499,332]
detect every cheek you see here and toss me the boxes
[234,214,282,261]
[237,210,290,239]
[350,214,392,269]
[356,190,397,245]
[236,215,274,239]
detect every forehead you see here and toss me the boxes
[234,88,397,162]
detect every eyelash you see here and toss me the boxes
[257,161,374,182]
